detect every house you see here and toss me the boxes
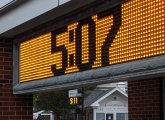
[33,110,54,120]
[84,82,128,120]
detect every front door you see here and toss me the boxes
[106,114,113,120]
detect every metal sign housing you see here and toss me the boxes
[13,0,165,94]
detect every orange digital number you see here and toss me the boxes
[69,97,78,105]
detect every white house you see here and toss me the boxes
[84,82,128,120]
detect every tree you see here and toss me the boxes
[34,90,74,116]
[33,87,96,119]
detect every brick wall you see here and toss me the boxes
[86,108,93,120]
[41,115,50,120]
[128,78,163,120]
[0,38,33,120]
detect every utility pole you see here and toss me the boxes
[58,0,59,6]
[81,88,86,120]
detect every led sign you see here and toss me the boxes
[69,97,79,105]
[20,0,165,82]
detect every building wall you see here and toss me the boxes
[86,108,93,120]
[99,92,128,107]
[0,38,33,120]
[128,78,163,120]
[93,91,128,120]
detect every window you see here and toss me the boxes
[96,113,105,120]
[116,113,128,120]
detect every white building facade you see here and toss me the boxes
[85,83,128,120]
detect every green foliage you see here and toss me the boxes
[33,87,96,115]
[34,90,74,114]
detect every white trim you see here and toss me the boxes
[114,112,116,120]
[91,88,128,107]
[94,109,96,120]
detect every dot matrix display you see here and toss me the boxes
[20,0,165,82]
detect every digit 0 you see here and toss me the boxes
[76,17,96,71]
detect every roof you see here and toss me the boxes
[84,87,127,108]
[84,87,115,108]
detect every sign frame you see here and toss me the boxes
[68,89,78,97]
[13,0,165,94]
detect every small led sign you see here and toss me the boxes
[19,0,165,83]
[69,97,78,105]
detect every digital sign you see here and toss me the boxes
[69,97,79,105]
[19,0,165,82]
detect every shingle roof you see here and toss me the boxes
[84,87,115,108]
